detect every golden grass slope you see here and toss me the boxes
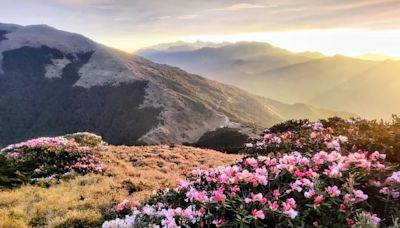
[0,145,239,228]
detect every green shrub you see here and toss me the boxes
[64,132,106,147]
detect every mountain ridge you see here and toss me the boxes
[0,23,352,146]
[138,41,400,118]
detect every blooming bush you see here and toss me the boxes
[103,199,140,221]
[252,116,400,163]
[0,135,104,187]
[103,147,399,227]
[322,116,400,164]
[248,120,349,152]
[102,121,400,227]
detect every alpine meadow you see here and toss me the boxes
[0,1,400,227]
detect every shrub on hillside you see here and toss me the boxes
[64,132,106,147]
[267,119,311,134]
[0,136,103,187]
[102,120,400,227]
[193,128,249,153]
[0,155,28,187]
[246,116,400,164]
[321,116,400,164]
[102,146,399,227]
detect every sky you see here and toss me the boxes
[1,0,400,58]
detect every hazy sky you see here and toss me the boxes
[1,0,400,57]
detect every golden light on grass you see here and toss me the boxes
[0,145,239,227]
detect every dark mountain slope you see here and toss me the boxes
[0,23,350,146]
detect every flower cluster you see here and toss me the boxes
[0,135,104,182]
[246,121,353,156]
[263,116,400,164]
[103,147,397,227]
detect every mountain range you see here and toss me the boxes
[0,23,350,146]
[138,41,400,119]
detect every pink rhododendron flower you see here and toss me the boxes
[286,209,298,219]
[251,209,265,220]
[344,193,355,203]
[114,199,129,213]
[379,187,389,195]
[245,193,267,204]
[177,180,190,192]
[325,186,341,197]
[212,217,224,226]
[352,189,368,202]
[312,122,324,130]
[313,195,324,205]
[244,157,259,168]
[229,186,240,198]
[271,136,282,144]
[268,201,279,211]
[386,171,400,183]
[368,179,382,187]
[323,163,342,178]
[186,188,209,203]
[346,218,354,226]
[368,213,381,225]
[282,198,297,212]
[339,204,346,213]
[211,188,226,202]
[304,189,315,198]
[273,189,280,199]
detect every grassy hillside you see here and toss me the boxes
[2,116,400,227]
[0,145,238,227]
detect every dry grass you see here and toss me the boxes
[0,145,239,228]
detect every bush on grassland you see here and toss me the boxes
[193,128,249,153]
[64,132,106,147]
[103,151,399,227]
[0,136,104,187]
[246,116,400,164]
[103,119,400,227]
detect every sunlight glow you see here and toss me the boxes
[179,29,400,60]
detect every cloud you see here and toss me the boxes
[113,17,131,22]
[215,3,266,11]
[152,16,172,20]
[323,0,394,10]
[177,14,199,20]
[4,0,400,52]
[56,0,113,6]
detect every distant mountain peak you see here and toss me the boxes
[297,51,325,59]
[0,23,354,147]
[137,39,400,119]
